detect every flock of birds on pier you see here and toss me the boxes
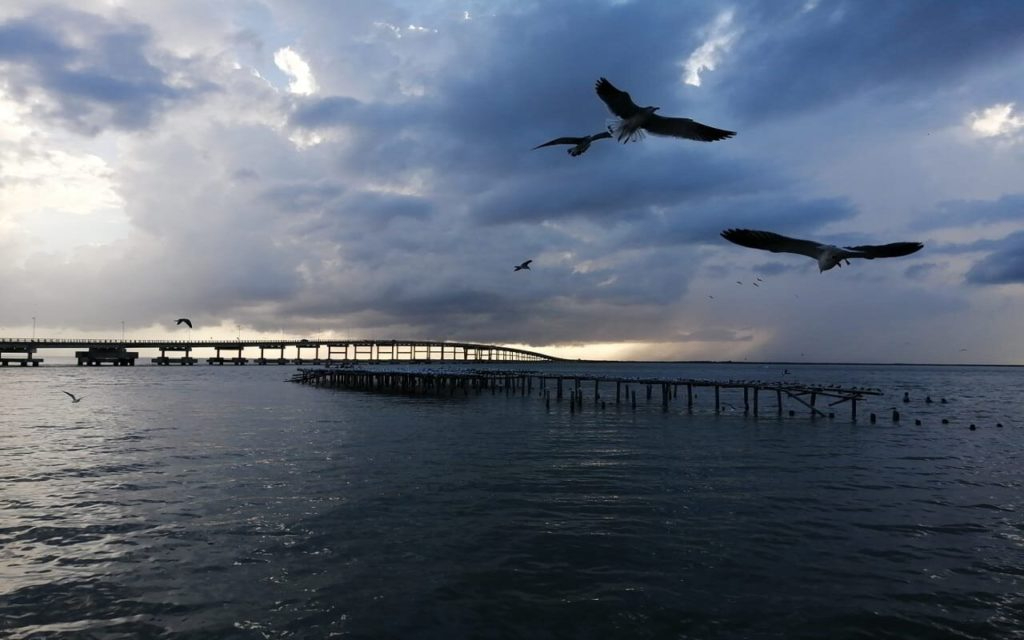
[519,77,924,273]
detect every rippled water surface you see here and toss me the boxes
[2,362,1023,639]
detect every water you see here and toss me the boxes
[1,362,1023,639]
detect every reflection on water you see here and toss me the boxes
[1,363,1023,638]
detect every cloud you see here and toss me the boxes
[2,1,1024,362]
[916,193,1024,230]
[965,231,1024,285]
[719,0,1024,121]
[682,9,742,87]
[0,7,212,135]
[969,102,1024,139]
[273,46,318,95]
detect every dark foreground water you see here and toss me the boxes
[1,362,1022,639]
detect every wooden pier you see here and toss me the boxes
[291,368,883,421]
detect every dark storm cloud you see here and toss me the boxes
[675,328,753,343]
[721,0,1024,121]
[261,181,346,213]
[915,194,1024,230]
[0,7,212,134]
[965,231,1024,285]
[617,195,857,250]
[469,148,763,225]
[290,96,365,128]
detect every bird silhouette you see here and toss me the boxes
[176,318,193,328]
[721,229,923,273]
[595,77,736,143]
[533,128,613,157]
[514,260,533,272]
[62,391,83,403]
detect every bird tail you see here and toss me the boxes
[608,118,644,143]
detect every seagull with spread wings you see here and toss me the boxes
[175,318,192,328]
[720,229,924,273]
[63,391,84,403]
[533,128,613,157]
[595,77,736,144]
[514,260,533,272]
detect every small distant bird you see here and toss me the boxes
[176,318,193,328]
[595,77,736,143]
[752,282,760,287]
[720,229,924,273]
[736,281,742,285]
[514,260,533,272]
[62,391,83,403]
[533,128,613,157]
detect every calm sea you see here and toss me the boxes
[1,361,1022,639]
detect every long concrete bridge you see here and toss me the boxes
[0,338,560,367]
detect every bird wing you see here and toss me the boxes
[643,115,736,141]
[523,260,532,267]
[179,318,193,328]
[595,77,641,119]
[532,136,585,149]
[62,391,76,400]
[589,131,613,142]
[843,241,924,260]
[721,229,825,260]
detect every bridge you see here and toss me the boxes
[0,338,560,367]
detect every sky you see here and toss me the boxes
[1,0,1023,363]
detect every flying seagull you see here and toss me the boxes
[595,77,736,143]
[533,128,613,157]
[62,391,83,403]
[176,318,192,328]
[720,229,924,273]
[514,260,533,272]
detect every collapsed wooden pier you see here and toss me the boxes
[291,367,883,421]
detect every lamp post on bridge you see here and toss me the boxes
[121,320,125,342]
[32,316,35,340]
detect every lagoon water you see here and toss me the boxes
[1,362,1023,639]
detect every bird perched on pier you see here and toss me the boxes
[720,229,924,273]
[595,77,736,143]
[175,318,192,328]
[62,391,83,403]
[514,260,533,272]
[532,127,613,157]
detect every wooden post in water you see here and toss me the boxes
[743,387,749,415]
[714,386,720,414]
[810,392,817,418]
[616,381,621,404]
[777,389,783,417]
[687,384,693,412]
[557,378,563,401]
